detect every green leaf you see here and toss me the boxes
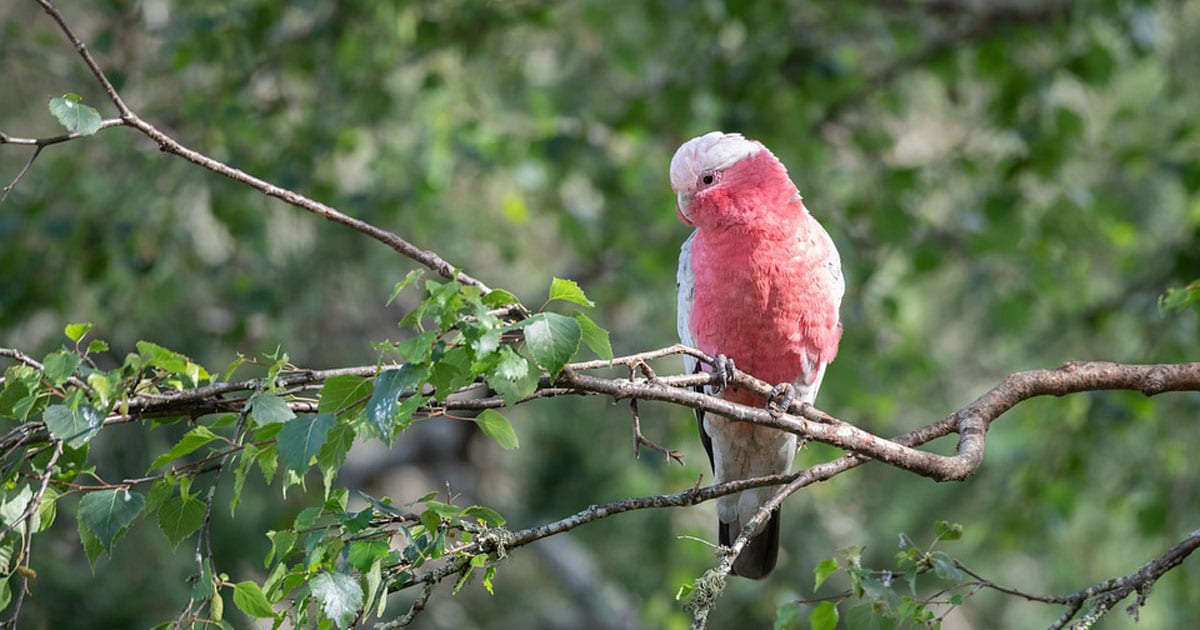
[934,520,963,542]
[364,559,384,620]
[347,540,390,572]
[461,505,506,526]
[233,581,277,619]
[809,601,839,630]
[318,375,372,415]
[34,487,58,533]
[78,489,145,551]
[0,486,32,538]
[524,313,581,378]
[813,557,840,591]
[43,401,103,449]
[0,366,42,421]
[574,312,613,361]
[481,289,522,309]
[250,392,296,425]
[366,365,428,438]
[136,340,189,374]
[482,565,496,595]
[277,413,335,473]
[86,339,109,354]
[42,350,81,387]
[773,601,802,630]
[474,409,519,449]
[548,277,595,308]
[387,270,424,305]
[311,571,363,630]
[65,322,93,343]
[1159,281,1200,313]
[930,551,963,581]
[317,422,355,498]
[485,346,538,405]
[157,493,205,549]
[265,529,297,567]
[428,346,472,400]
[395,331,438,364]
[48,94,102,135]
[148,426,220,471]
[79,525,103,568]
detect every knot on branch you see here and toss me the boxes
[476,527,515,559]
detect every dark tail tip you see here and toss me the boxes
[720,510,781,580]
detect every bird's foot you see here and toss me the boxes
[712,354,736,391]
[767,382,796,416]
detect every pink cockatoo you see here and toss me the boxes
[672,132,844,578]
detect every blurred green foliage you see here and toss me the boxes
[2,0,1199,628]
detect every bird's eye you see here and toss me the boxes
[701,173,715,185]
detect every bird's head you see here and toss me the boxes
[669,131,800,230]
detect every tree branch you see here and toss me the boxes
[30,0,489,291]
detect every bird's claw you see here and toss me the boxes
[712,354,736,391]
[767,382,796,415]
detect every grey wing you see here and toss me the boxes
[677,230,715,472]
[676,230,699,377]
[799,216,845,403]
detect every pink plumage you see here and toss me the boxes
[673,132,844,578]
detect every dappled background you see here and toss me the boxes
[2,0,1199,627]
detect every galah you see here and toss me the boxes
[672,131,844,578]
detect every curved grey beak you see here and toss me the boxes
[677,192,692,222]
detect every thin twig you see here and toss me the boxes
[32,0,489,291]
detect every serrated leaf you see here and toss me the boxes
[249,392,295,425]
[930,551,963,581]
[48,95,102,135]
[396,331,437,364]
[525,313,580,378]
[86,339,109,354]
[0,367,40,421]
[485,346,538,405]
[233,581,277,619]
[43,402,103,449]
[311,571,363,630]
[366,365,428,439]
[0,486,32,539]
[808,601,839,630]
[482,289,521,309]
[157,493,205,549]
[148,426,220,471]
[78,489,145,550]
[317,375,372,416]
[474,409,519,449]
[277,413,335,473]
[548,277,594,308]
[65,322,93,343]
[461,505,506,526]
[34,487,58,533]
[428,347,472,400]
[387,270,424,306]
[265,529,296,568]
[42,350,80,386]
[574,312,612,360]
[318,422,355,499]
[813,558,840,591]
[137,340,190,374]
[773,601,802,630]
[348,540,390,572]
[934,520,963,542]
